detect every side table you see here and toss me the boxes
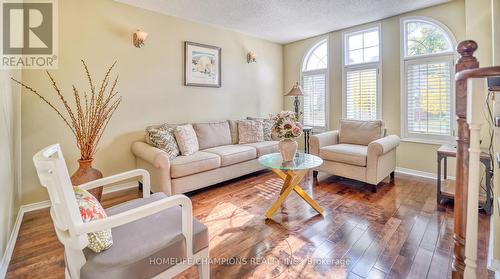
[303,126,313,154]
[437,144,493,215]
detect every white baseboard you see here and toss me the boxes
[0,181,138,277]
[395,167,456,180]
[0,206,27,278]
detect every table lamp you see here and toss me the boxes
[285,82,303,117]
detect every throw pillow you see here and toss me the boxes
[146,125,180,160]
[238,120,264,144]
[174,124,200,155]
[74,187,113,253]
[247,117,273,141]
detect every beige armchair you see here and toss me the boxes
[310,120,400,192]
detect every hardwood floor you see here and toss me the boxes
[6,171,493,279]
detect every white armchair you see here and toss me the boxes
[33,144,209,279]
[310,120,400,192]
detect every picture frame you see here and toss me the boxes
[184,41,221,87]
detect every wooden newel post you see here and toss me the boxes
[452,40,479,279]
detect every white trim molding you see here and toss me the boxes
[395,167,456,180]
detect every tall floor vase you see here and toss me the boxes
[71,159,103,201]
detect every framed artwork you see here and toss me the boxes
[184,41,221,87]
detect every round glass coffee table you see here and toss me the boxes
[258,152,324,219]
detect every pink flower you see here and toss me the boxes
[292,126,302,137]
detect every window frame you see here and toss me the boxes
[400,16,457,144]
[342,24,382,120]
[301,38,329,132]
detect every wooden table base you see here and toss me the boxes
[265,169,324,219]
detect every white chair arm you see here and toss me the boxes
[78,169,151,198]
[74,194,194,257]
[131,142,171,169]
[309,130,339,156]
[368,135,400,156]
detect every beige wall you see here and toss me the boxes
[0,69,21,265]
[20,0,284,204]
[284,0,466,175]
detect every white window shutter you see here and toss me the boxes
[406,61,452,136]
[302,73,326,128]
[345,68,378,120]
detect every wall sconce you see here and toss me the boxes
[133,30,148,48]
[247,51,256,63]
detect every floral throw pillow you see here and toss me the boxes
[74,187,113,253]
[146,125,180,160]
[174,124,200,155]
[238,120,264,144]
[247,117,273,141]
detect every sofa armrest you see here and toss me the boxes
[309,130,339,156]
[131,141,171,169]
[132,142,173,195]
[368,135,400,156]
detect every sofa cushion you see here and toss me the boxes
[174,124,199,156]
[193,121,232,150]
[247,117,273,141]
[238,120,264,144]
[227,120,240,144]
[145,124,180,160]
[170,151,221,178]
[339,119,384,146]
[81,193,208,279]
[320,144,368,167]
[242,141,279,157]
[203,145,257,166]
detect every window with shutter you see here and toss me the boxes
[343,26,381,120]
[401,17,455,143]
[301,40,328,129]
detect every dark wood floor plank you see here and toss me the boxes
[6,172,494,279]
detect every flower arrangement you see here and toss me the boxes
[11,60,121,160]
[271,111,303,139]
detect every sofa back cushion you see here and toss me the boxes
[339,119,384,146]
[227,120,240,144]
[193,121,232,150]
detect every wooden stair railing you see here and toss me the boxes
[453,40,500,279]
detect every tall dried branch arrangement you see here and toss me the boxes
[12,60,121,160]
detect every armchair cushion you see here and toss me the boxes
[320,144,368,167]
[339,119,384,146]
[81,193,208,279]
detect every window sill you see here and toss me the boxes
[401,137,454,146]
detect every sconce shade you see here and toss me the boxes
[133,30,148,48]
[285,82,303,96]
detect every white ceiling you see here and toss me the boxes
[116,0,451,44]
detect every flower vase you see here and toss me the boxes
[279,138,298,162]
[71,159,104,201]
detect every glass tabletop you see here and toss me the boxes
[258,153,323,171]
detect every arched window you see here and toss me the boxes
[302,39,328,129]
[401,17,456,143]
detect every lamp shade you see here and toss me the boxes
[285,82,303,97]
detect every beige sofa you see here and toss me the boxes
[131,120,278,195]
[310,119,400,192]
